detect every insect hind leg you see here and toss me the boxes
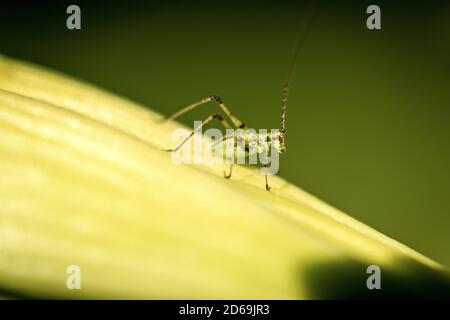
[163,113,231,152]
[162,95,246,130]
[209,95,246,129]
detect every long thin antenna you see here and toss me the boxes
[280,3,316,141]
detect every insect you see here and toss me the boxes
[163,8,314,191]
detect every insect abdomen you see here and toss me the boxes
[212,133,275,164]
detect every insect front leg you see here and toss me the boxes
[262,163,272,191]
[264,171,271,191]
[211,134,236,180]
[262,145,272,191]
[224,164,233,179]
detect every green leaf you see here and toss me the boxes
[0,54,449,299]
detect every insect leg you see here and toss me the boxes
[264,171,271,191]
[209,96,246,129]
[163,96,246,130]
[224,164,233,179]
[163,96,242,180]
[164,113,231,152]
[163,97,212,121]
[211,134,235,179]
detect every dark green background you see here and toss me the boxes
[1,1,449,266]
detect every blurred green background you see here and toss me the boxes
[1,0,449,266]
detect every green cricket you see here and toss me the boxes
[163,8,314,191]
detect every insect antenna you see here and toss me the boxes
[279,3,316,151]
